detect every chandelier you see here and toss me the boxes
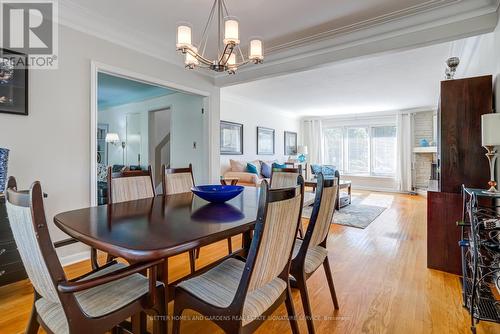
[176,0,263,74]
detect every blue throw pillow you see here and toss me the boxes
[310,164,322,175]
[261,162,272,178]
[322,165,336,176]
[272,162,287,169]
[246,163,258,174]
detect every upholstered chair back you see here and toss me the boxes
[5,179,63,304]
[309,176,338,247]
[247,180,304,292]
[108,167,155,204]
[162,164,195,195]
[270,167,301,189]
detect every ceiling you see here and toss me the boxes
[61,0,497,77]
[98,73,175,109]
[223,41,456,117]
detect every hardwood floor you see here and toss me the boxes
[1,191,499,333]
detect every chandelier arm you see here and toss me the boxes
[184,47,213,66]
[221,0,230,17]
[237,45,246,63]
[199,0,218,57]
[218,43,233,65]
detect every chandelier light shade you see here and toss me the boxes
[176,0,263,75]
[176,25,192,48]
[223,18,239,45]
[249,39,263,61]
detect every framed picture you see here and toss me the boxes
[257,127,275,155]
[220,121,243,155]
[284,131,298,155]
[0,49,28,116]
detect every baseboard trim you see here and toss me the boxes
[60,251,90,267]
[352,185,408,194]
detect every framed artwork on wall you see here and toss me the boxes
[0,49,28,116]
[257,126,275,155]
[284,131,298,155]
[220,121,243,155]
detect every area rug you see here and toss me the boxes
[302,192,392,229]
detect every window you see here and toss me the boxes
[346,127,369,174]
[323,124,397,177]
[323,127,343,171]
[371,126,397,176]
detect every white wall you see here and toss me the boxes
[99,92,206,181]
[0,24,220,262]
[220,93,301,174]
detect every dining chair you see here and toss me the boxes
[161,163,200,273]
[90,166,156,270]
[5,177,165,334]
[172,177,305,334]
[290,173,339,334]
[270,166,304,238]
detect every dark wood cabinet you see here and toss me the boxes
[439,75,492,193]
[427,75,493,274]
[0,195,28,286]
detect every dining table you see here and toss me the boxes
[53,186,314,333]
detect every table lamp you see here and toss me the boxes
[297,145,308,163]
[481,113,500,192]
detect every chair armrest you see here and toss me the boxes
[58,259,164,293]
[53,238,79,248]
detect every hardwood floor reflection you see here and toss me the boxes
[1,191,499,333]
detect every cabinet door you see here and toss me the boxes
[439,75,492,193]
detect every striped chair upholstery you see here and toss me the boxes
[270,170,300,189]
[110,175,155,203]
[6,180,163,334]
[293,181,337,273]
[248,190,302,292]
[176,182,303,327]
[34,263,159,334]
[163,172,194,195]
[6,202,60,303]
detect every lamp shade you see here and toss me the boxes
[176,25,192,48]
[297,145,308,155]
[481,113,500,146]
[223,18,239,45]
[105,133,120,144]
[249,39,263,60]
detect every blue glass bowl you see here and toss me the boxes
[191,185,244,203]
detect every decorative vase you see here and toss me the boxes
[419,139,429,147]
[298,154,306,163]
[0,148,9,193]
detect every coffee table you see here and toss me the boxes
[220,177,239,186]
[304,178,352,209]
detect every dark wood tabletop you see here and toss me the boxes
[54,187,260,262]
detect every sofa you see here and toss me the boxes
[223,159,287,186]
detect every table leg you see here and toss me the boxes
[161,259,169,334]
[348,184,352,204]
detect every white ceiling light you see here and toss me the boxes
[176,0,263,75]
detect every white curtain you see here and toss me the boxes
[303,119,324,165]
[396,113,413,193]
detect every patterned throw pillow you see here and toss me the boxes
[261,161,272,178]
[230,159,246,172]
[322,165,336,176]
[246,163,259,174]
[310,164,322,175]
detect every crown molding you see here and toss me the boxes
[58,0,214,80]
[57,0,499,85]
[216,0,499,86]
